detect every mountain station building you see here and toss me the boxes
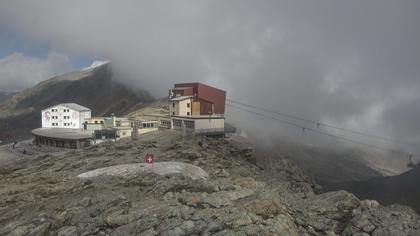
[169,82,234,135]
[33,103,93,149]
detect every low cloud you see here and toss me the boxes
[0,52,73,93]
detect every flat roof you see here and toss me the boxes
[42,103,91,112]
[170,96,193,101]
[32,128,93,140]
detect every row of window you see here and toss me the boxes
[184,120,195,129]
[51,122,72,126]
[51,108,71,112]
[172,112,190,116]
[172,103,191,108]
[172,119,195,129]
[142,123,155,128]
[51,115,71,119]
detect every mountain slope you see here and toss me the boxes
[0,63,154,142]
[0,130,419,235]
[334,164,420,213]
[0,92,15,103]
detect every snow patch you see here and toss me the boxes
[83,60,110,70]
[77,161,209,180]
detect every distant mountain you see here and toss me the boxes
[255,139,384,187]
[0,63,154,142]
[0,92,16,103]
[331,163,420,213]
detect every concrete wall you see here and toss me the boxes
[34,135,91,149]
[85,123,103,131]
[78,111,92,129]
[171,117,224,132]
[116,128,133,139]
[86,117,105,124]
[195,118,225,130]
[42,105,90,129]
[169,98,192,116]
[138,127,158,134]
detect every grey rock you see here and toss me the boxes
[9,224,32,236]
[27,222,51,236]
[206,221,222,233]
[180,220,195,234]
[57,226,78,236]
[212,169,230,177]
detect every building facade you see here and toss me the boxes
[42,103,91,129]
[169,83,228,134]
[92,117,159,142]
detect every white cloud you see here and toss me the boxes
[0,52,73,92]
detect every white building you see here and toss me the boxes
[42,103,91,129]
[169,96,194,117]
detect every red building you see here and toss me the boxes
[169,82,227,135]
[170,82,226,116]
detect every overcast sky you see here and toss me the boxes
[0,0,419,152]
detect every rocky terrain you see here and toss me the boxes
[0,63,154,143]
[0,130,419,235]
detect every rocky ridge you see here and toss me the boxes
[0,130,419,235]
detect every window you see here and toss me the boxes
[187,112,190,116]
[143,123,147,128]
[172,103,175,108]
[95,121,98,124]
[172,112,175,116]
[151,123,154,127]
[100,121,104,124]
[173,119,182,127]
[187,103,190,108]
[185,120,195,129]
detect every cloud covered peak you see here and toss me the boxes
[83,60,110,71]
[0,52,73,93]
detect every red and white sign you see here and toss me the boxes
[44,111,51,121]
[145,154,155,164]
